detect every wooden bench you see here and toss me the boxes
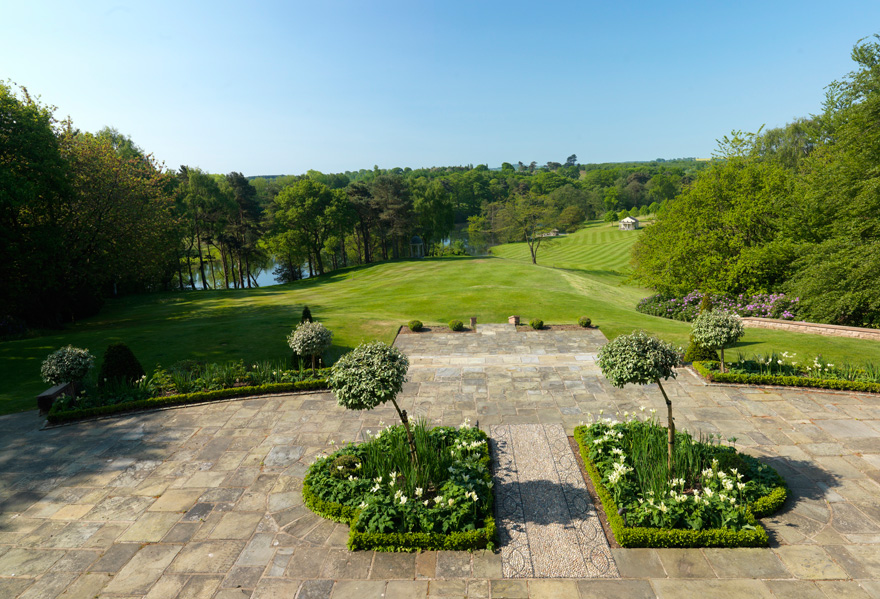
[37,382,72,415]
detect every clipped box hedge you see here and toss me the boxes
[302,471,496,553]
[692,361,880,394]
[573,427,786,548]
[47,379,328,424]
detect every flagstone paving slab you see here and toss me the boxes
[0,325,879,597]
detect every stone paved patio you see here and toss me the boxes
[0,323,879,598]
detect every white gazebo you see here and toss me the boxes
[619,216,640,231]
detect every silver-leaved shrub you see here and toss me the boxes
[41,345,95,385]
[329,341,408,411]
[691,310,745,372]
[287,321,333,369]
[597,330,681,388]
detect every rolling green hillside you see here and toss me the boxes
[3,225,879,415]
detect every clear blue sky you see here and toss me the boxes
[3,1,878,175]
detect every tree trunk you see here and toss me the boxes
[237,252,245,289]
[720,347,726,373]
[245,253,252,289]
[657,379,674,475]
[195,231,208,290]
[176,251,185,291]
[186,240,196,290]
[389,396,420,470]
[220,244,230,289]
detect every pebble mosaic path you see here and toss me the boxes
[0,323,879,598]
[491,423,617,578]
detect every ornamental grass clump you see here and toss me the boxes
[691,310,745,373]
[288,321,333,373]
[597,331,682,472]
[41,346,95,390]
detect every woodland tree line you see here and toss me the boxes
[632,35,880,328]
[1,79,703,328]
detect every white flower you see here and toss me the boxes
[658,502,668,513]
[355,463,361,469]
[359,501,367,508]
[400,495,407,505]
[434,496,444,504]
[375,476,383,483]
[347,475,357,481]
[390,471,398,479]
[736,482,746,491]
[371,485,380,492]
[337,466,344,471]
[415,487,423,497]
[447,498,454,506]
[704,487,714,498]
[423,499,430,506]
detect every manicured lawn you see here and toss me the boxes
[3,223,879,415]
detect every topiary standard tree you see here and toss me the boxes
[597,330,682,473]
[691,309,745,373]
[328,341,419,467]
[288,321,332,373]
[40,345,95,397]
[301,305,312,324]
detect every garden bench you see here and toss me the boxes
[37,382,72,415]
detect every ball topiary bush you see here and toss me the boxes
[288,321,333,372]
[529,318,543,330]
[682,335,719,363]
[97,343,145,388]
[408,320,423,332]
[578,316,592,328]
[449,319,464,331]
[41,346,95,386]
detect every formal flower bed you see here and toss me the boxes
[575,414,786,547]
[46,361,330,423]
[637,291,799,322]
[303,420,496,551]
[693,358,880,394]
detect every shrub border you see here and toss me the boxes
[692,361,880,394]
[46,379,328,424]
[573,426,786,548]
[302,453,496,552]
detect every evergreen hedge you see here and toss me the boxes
[302,477,496,552]
[692,361,880,394]
[46,379,328,424]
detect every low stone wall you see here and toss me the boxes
[742,317,880,342]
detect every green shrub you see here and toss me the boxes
[449,319,464,331]
[98,343,145,388]
[683,336,719,363]
[578,316,592,328]
[301,305,313,323]
[408,320,423,332]
[529,318,543,330]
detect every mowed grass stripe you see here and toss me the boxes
[489,222,640,272]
